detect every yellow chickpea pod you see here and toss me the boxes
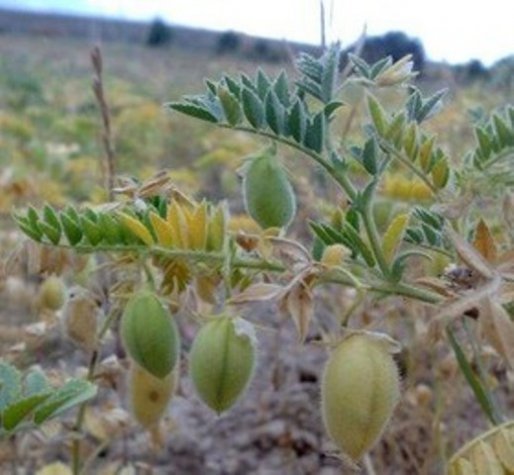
[321,332,400,461]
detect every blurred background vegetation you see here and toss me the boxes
[0,10,512,217]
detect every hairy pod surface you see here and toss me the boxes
[242,150,296,230]
[189,316,256,414]
[128,363,177,428]
[38,275,66,311]
[62,286,99,351]
[321,332,400,461]
[121,290,180,379]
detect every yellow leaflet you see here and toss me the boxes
[410,181,433,202]
[149,212,175,247]
[170,189,196,209]
[118,213,154,245]
[403,122,418,160]
[207,205,227,251]
[166,201,189,248]
[431,157,450,189]
[382,213,410,263]
[419,136,435,172]
[187,201,208,250]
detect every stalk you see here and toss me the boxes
[71,310,118,474]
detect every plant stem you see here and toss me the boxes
[446,326,504,426]
[481,146,514,169]
[379,139,438,195]
[463,319,505,424]
[220,124,357,201]
[62,244,285,273]
[318,268,442,304]
[361,198,391,278]
[71,309,118,474]
[363,454,377,475]
[71,350,98,475]
[389,281,442,304]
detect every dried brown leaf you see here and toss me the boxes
[480,298,514,369]
[427,275,502,341]
[445,224,495,279]
[496,250,514,278]
[137,170,172,198]
[235,232,260,252]
[473,219,498,263]
[284,281,314,343]
[414,277,456,297]
[267,236,311,270]
[229,283,284,305]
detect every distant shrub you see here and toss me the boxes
[342,31,425,74]
[250,39,287,63]
[489,55,514,93]
[453,59,490,83]
[217,31,241,55]
[146,18,173,47]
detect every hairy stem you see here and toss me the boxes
[361,198,391,278]
[317,268,442,304]
[480,146,514,170]
[379,139,438,195]
[219,124,357,201]
[71,309,118,474]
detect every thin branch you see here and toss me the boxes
[218,124,357,201]
[71,309,118,474]
[378,139,438,195]
[91,46,115,201]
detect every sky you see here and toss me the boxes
[1,0,512,66]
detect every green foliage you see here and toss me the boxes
[0,362,96,436]
[404,207,445,248]
[471,105,514,170]
[343,31,425,75]
[167,50,349,160]
[8,41,514,472]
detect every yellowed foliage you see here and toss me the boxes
[118,213,155,245]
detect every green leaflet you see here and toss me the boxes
[0,362,96,435]
[241,87,265,129]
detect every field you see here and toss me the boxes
[0,31,514,474]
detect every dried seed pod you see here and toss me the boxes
[189,316,256,414]
[242,148,296,230]
[321,332,400,461]
[38,275,66,311]
[128,362,178,429]
[121,290,180,379]
[61,286,99,351]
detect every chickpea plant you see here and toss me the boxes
[9,44,514,472]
